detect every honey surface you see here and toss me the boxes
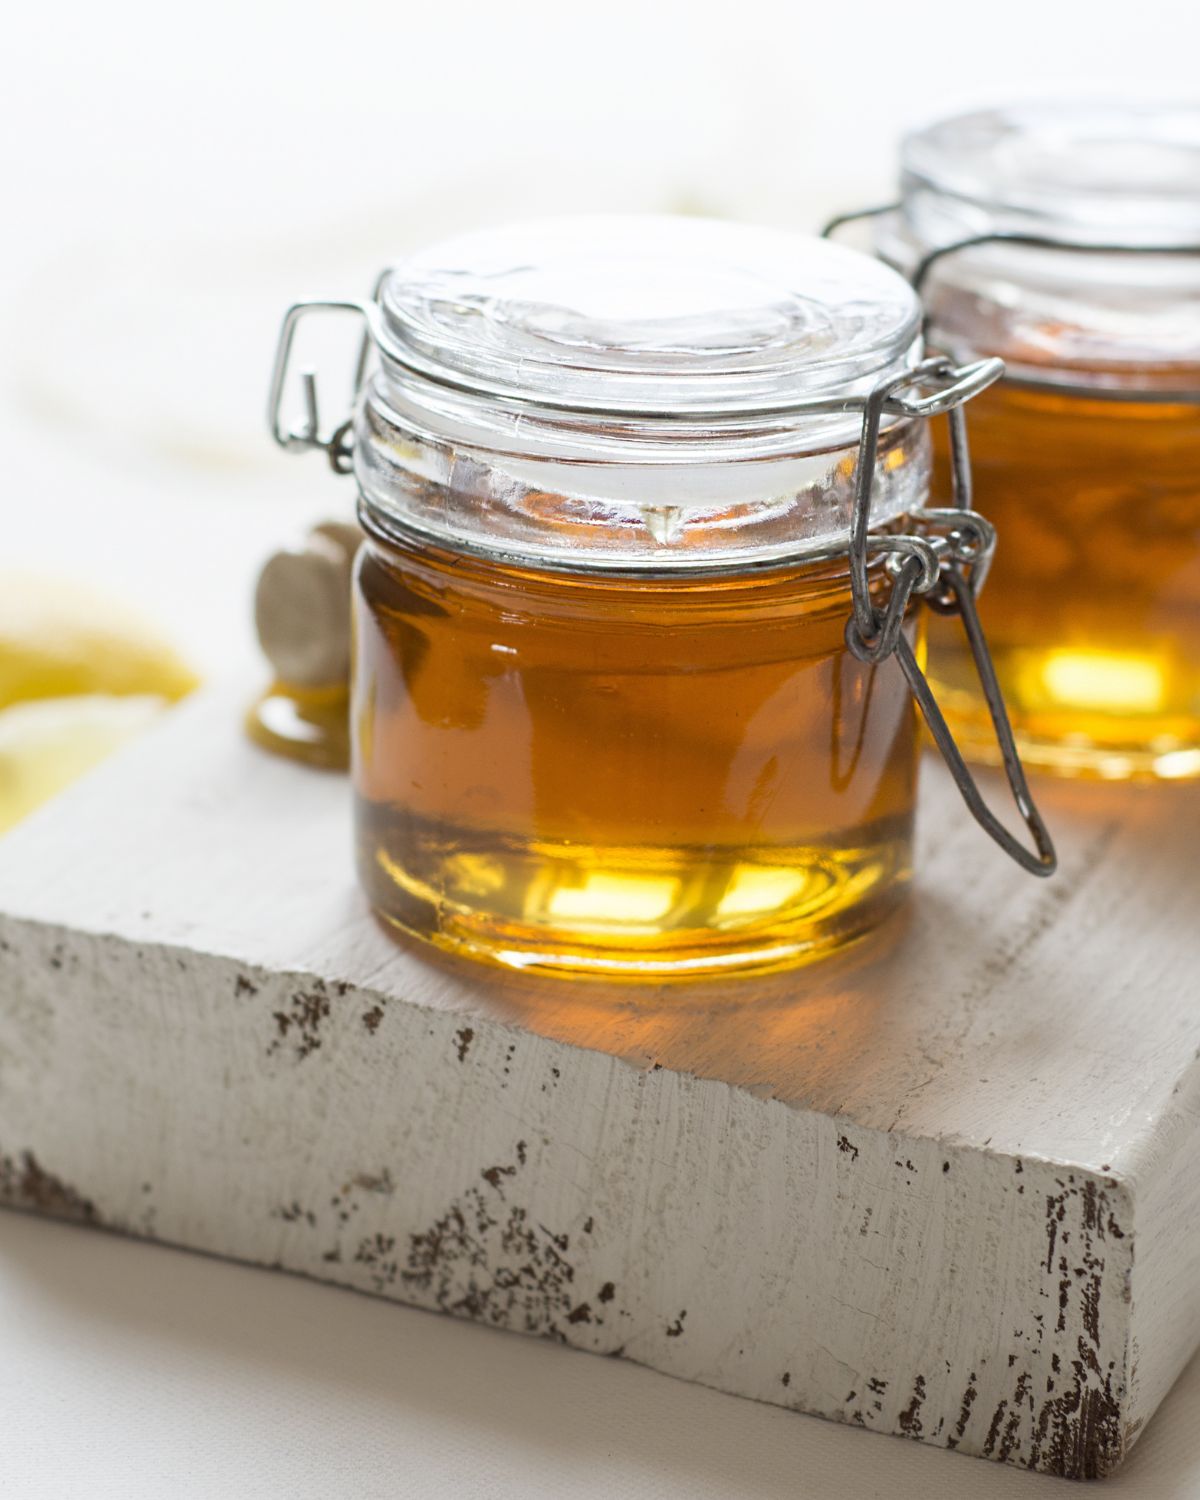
[352,529,920,978]
[931,382,1200,780]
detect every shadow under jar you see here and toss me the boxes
[270,217,1053,979]
[875,103,1200,782]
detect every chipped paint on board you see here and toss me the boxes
[0,1148,98,1225]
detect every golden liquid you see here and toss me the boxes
[930,382,1200,780]
[352,523,921,979]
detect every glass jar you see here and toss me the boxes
[269,216,1053,978]
[870,103,1200,781]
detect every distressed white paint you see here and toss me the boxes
[0,688,1196,1479]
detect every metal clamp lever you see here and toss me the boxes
[896,566,1056,875]
[846,358,1057,878]
[823,208,1200,404]
[267,298,380,474]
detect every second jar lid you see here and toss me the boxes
[901,101,1200,250]
[879,102,1200,385]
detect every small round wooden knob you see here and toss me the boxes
[254,522,362,688]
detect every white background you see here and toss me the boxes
[6,0,1200,676]
[4,2,1200,1493]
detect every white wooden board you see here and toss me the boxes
[0,686,1197,1480]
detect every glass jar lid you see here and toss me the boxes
[880,103,1200,388]
[375,215,922,422]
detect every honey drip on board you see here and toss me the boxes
[929,382,1200,781]
[246,680,350,771]
[245,521,360,771]
[352,527,921,980]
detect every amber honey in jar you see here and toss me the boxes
[269,217,1053,978]
[874,104,1200,781]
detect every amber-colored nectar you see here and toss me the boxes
[352,526,921,979]
[930,382,1200,781]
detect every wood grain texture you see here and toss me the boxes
[0,687,1196,1480]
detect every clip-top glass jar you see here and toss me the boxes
[268,216,1053,978]
[860,103,1200,781]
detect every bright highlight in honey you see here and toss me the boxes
[542,872,683,930]
[1035,651,1165,715]
[929,384,1200,780]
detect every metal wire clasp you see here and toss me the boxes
[823,208,1200,405]
[848,356,1057,877]
[267,294,382,474]
[822,203,1200,292]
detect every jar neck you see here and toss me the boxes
[353,388,930,577]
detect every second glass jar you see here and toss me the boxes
[877,103,1200,781]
